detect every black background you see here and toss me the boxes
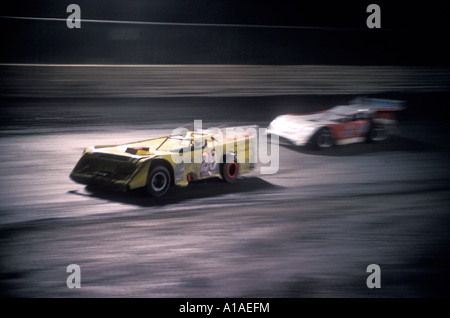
[1,0,449,65]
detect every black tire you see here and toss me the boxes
[310,127,334,150]
[367,124,388,143]
[146,166,171,197]
[220,158,239,183]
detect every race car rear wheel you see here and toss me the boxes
[221,158,239,183]
[146,166,171,197]
[311,128,334,150]
[367,124,388,143]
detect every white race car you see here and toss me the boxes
[267,98,405,149]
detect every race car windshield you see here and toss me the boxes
[318,105,357,122]
[157,137,192,152]
[319,111,344,122]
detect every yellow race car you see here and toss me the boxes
[70,127,256,197]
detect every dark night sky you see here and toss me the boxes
[1,0,449,65]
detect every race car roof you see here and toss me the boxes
[329,98,405,116]
[350,97,406,111]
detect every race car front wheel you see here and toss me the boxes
[311,128,334,150]
[221,159,239,183]
[146,166,171,197]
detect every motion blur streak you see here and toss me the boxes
[1,64,450,98]
[1,65,450,297]
[0,15,366,30]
